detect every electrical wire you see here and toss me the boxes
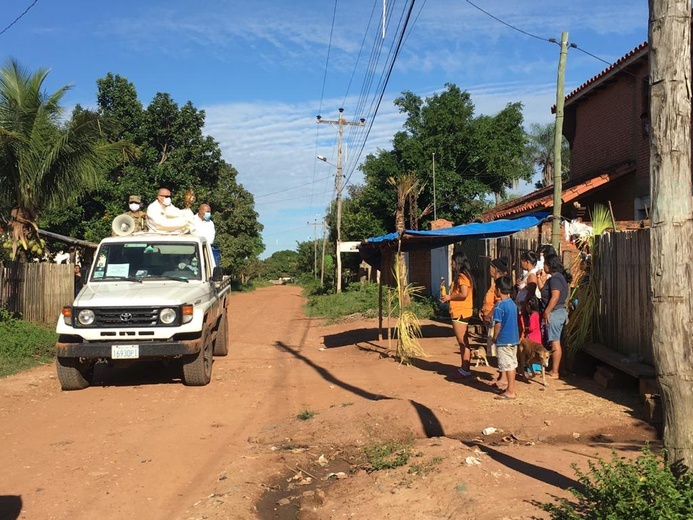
[463,0,551,43]
[341,0,418,191]
[0,0,39,37]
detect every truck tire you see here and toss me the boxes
[213,311,229,357]
[182,329,213,386]
[56,357,92,391]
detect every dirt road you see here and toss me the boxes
[0,285,657,519]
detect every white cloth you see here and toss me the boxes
[515,266,541,304]
[146,201,194,233]
[193,217,216,244]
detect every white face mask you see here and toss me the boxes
[129,203,140,211]
[163,197,172,207]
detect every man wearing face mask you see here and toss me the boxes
[193,203,216,244]
[112,195,148,235]
[146,187,195,233]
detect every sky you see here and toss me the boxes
[1,0,648,258]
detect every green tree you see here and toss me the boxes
[209,163,264,276]
[525,122,570,189]
[348,84,532,234]
[260,250,299,280]
[0,60,134,259]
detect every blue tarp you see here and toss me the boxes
[359,212,549,269]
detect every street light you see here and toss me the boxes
[316,155,335,166]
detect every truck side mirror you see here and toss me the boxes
[212,266,224,282]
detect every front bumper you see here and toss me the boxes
[55,339,201,359]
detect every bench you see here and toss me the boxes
[581,342,656,379]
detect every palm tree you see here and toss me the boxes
[0,59,134,259]
[525,122,571,189]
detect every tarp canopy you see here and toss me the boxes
[359,212,549,269]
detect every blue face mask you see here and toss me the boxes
[203,212,212,221]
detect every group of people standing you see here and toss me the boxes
[117,187,216,244]
[440,245,573,399]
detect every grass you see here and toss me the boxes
[0,308,57,377]
[363,434,416,472]
[302,281,437,323]
[408,456,443,476]
[296,407,318,421]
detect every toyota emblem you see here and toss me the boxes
[119,313,133,322]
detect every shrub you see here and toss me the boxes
[543,446,693,519]
[0,308,57,377]
[303,281,437,323]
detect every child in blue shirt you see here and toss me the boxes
[493,276,520,400]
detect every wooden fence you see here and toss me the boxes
[593,229,653,364]
[0,262,74,324]
[464,230,652,363]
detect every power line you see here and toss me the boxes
[0,0,39,37]
[254,174,333,200]
[463,0,551,43]
[342,0,418,190]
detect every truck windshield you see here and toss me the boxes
[91,242,202,281]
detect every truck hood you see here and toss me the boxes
[74,281,208,307]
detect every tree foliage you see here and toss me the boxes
[525,122,571,189]
[38,72,263,275]
[0,60,135,259]
[343,84,533,236]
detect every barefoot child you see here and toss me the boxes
[493,276,520,400]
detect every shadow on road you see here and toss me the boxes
[90,360,183,388]
[275,341,446,438]
[464,442,584,492]
[0,495,22,520]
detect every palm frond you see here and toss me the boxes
[390,254,427,364]
[565,203,614,355]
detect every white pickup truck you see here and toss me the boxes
[55,233,231,390]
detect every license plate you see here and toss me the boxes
[111,344,139,359]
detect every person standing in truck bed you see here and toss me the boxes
[146,188,194,233]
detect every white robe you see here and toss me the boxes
[146,201,194,233]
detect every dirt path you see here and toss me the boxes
[0,285,658,519]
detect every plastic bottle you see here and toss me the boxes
[440,277,447,296]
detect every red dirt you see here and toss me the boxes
[0,285,658,519]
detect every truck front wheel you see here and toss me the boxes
[56,357,93,391]
[182,329,213,386]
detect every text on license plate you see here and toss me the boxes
[111,344,139,359]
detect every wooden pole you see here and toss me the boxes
[649,0,693,470]
[551,32,569,251]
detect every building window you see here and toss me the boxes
[634,195,650,221]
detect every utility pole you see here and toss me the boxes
[316,108,365,293]
[432,152,437,221]
[551,32,569,251]
[308,218,319,278]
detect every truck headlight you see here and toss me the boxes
[160,307,177,324]
[77,309,95,326]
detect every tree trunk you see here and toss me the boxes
[649,0,693,471]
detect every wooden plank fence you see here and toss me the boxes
[593,230,653,364]
[0,262,74,324]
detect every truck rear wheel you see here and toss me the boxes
[182,329,213,386]
[213,311,229,357]
[56,357,93,391]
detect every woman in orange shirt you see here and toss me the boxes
[440,253,474,378]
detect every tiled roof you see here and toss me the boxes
[481,165,633,221]
[553,41,648,111]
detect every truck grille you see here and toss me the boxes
[75,307,175,328]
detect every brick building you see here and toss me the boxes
[483,41,654,223]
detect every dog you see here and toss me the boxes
[518,338,551,387]
[470,345,489,367]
